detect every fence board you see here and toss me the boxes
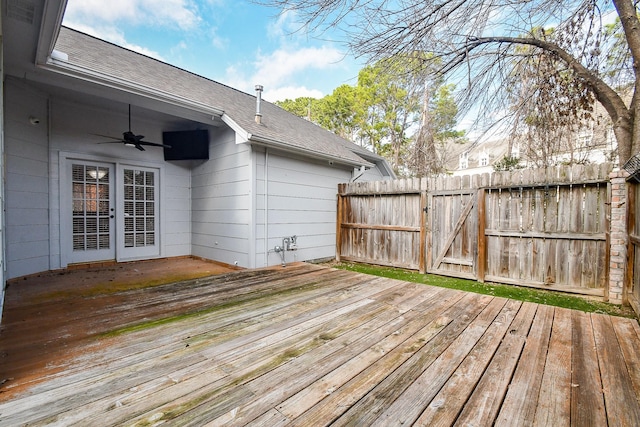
[629,182,640,313]
[337,164,612,296]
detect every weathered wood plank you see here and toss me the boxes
[484,230,606,240]
[1,268,383,423]
[477,188,486,281]
[433,195,475,270]
[286,292,491,427]
[495,304,554,425]
[96,288,410,426]
[373,297,516,426]
[330,293,495,426]
[276,288,461,420]
[533,307,572,426]
[610,315,640,400]
[0,268,351,409]
[444,301,537,427]
[592,313,640,426]
[1,260,637,426]
[208,290,464,426]
[570,310,606,427]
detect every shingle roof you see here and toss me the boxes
[53,27,378,167]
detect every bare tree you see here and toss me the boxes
[255,0,639,164]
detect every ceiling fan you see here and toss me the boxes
[95,104,171,151]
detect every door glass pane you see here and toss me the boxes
[72,164,111,251]
[123,168,156,248]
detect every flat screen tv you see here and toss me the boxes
[163,129,209,160]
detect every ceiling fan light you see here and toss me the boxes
[87,169,107,180]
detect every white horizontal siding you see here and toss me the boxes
[162,162,192,258]
[360,164,386,181]
[50,97,193,267]
[4,82,197,278]
[255,148,352,267]
[191,127,252,267]
[4,79,50,278]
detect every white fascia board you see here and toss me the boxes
[39,59,225,118]
[222,112,370,167]
[378,159,397,178]
[36,0,68,65]
[220,114,251,143]
[248,133,373,169]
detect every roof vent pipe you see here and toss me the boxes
[255,84,263,124]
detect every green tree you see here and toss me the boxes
[355,58,423,172]
[316,84,361,142]
[276,56,464,176]
[275,97,318,120]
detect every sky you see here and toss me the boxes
[61,0,363,103]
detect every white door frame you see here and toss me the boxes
[61,159,116,265]
[60,153,162,267]
[116,163,161,260]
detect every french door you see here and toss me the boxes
[117,165,159,259]
[65,160,159,264]
[69,162,115,263]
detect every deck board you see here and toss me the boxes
[1,263,639,426]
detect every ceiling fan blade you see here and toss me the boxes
[138,140,172,148]
[91,106,167,151]
[92,133,123,141]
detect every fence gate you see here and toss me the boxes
[427,190,478,279]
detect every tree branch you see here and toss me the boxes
[458,35,629,126]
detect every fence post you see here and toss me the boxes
[608,170,629,304]
[419,190,427,274]
[336,185,344,263]
[627,181,635,308]
[477,188,486,283]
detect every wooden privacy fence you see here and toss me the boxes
[627,180,640,313]
[337,163,613,297]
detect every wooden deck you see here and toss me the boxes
[1,262,639,426]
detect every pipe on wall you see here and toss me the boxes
[264,148,269,266]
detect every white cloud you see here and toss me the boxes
[264,86,324,102]
[63,0,354,103]
[207,27,228,50]
[267,9,305,41]
[64,0,200,30]
[253,46,345,88]
[222,45,347,101]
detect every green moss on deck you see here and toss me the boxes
[100,278,329,338]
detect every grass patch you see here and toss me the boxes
[330,261,637,319]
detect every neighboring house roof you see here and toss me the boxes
[49,27,381,169]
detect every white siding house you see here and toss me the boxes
[0,1,394,318]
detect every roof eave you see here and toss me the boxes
[35,0,68,66]
[250,135,374,169]
[221,113,372,168]
[38,59,226,118]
